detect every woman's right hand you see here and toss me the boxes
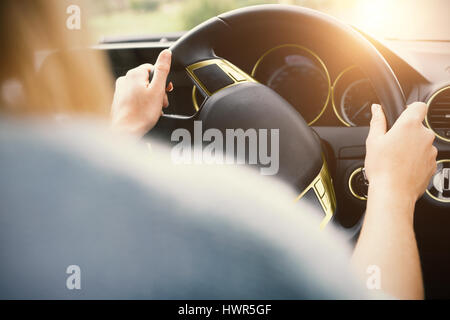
[354,102,435,300]
[364,102,437,203]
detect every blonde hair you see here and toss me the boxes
[0,0,113,115]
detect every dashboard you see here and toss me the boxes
[102,34,448,133]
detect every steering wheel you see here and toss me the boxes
[162,5,406,230]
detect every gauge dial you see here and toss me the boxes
[333,66,378,127]
[252,45,331,125]
[341,79,377,126]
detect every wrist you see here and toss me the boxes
[111,119,148,138]
[368,175,417,204]
[366,178,417,224]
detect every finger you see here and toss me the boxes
[367,104,387,141]
[397,102,428,125]
[428,155,437,181]
[166,82,174,93]
[126,64,152,79]
[150,49,172,91]
[136,64,154,84]
[424,127,436,144]
[431,145,438,161]
[115,76,125,87]
[138,63,153,71]
[163,94,169,108]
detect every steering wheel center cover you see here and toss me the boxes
[198,82,323,191]
[171,4,406,128]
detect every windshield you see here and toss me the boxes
[88,0,450,41]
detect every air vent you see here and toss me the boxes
[426,86,450,142]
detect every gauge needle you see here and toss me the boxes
[351,101,371,121]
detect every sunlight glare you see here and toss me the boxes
[354,0,396,38]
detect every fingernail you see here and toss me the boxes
[371,104,380,117]
[163,49,172,58]
[158,49,171,62]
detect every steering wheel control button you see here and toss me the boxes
[192,64,234,95]
[227,69,246,82]
[187,59,257,98]
[314,180,325,197]
[348,167,368,201]
[294,162,336,230]
[426,160,450,203]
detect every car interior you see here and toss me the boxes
[37,4,450,298]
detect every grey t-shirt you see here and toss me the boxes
[0,119,371,299]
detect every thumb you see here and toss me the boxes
[150,49,172,91]
[367,104,387,141]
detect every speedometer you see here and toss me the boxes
[251,44,331,125]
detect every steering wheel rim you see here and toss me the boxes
[169,4,406,128]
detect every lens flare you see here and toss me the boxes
[349,0,449,40]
